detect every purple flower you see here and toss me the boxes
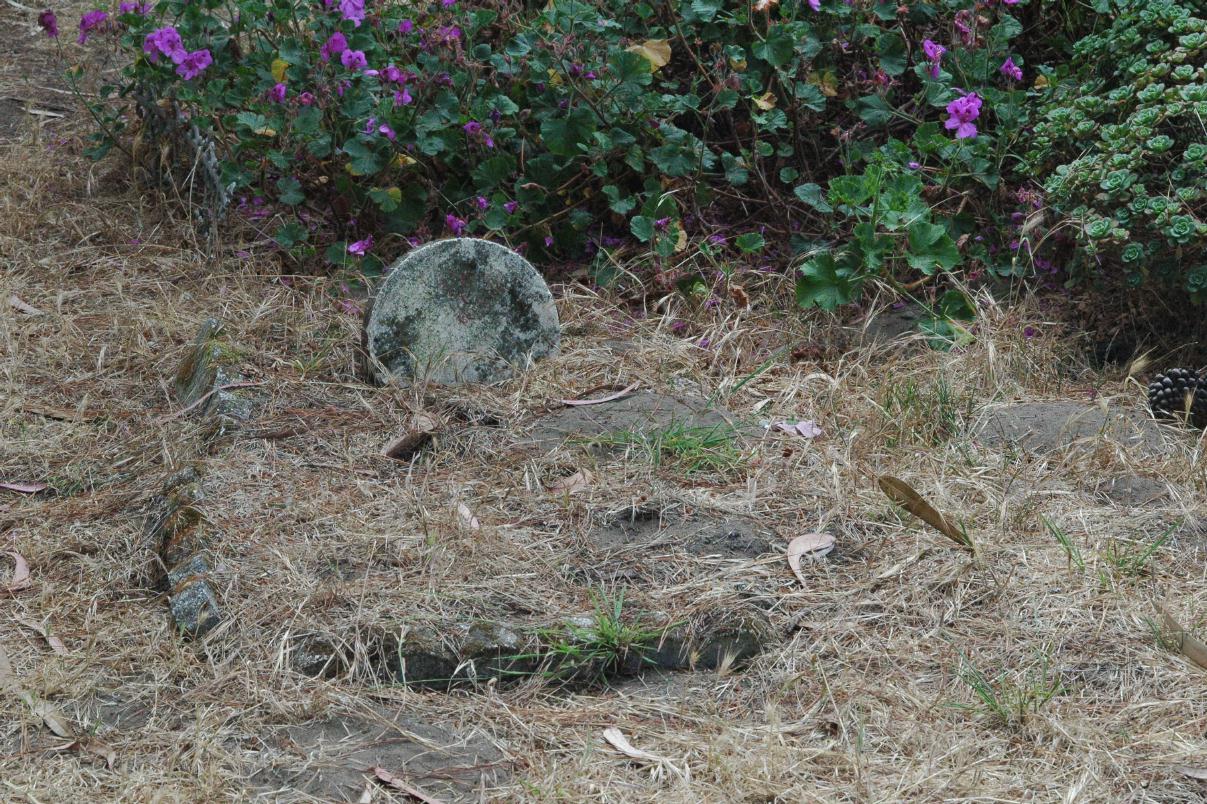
[144,26,186,63]
[653,217,671,231]
[118,1,147,13]
[392,88,413,106]
[298,92,316,106]
[37,10,57,37]
[320,32,348,62]
[707,234,727,246]
[442,0,456,6]
[383,65,404,83]
[1023,326,1037,339]
[77,10,108,44]
[398,19,414,34]
[341,49,368,70]
[697,337,712,349]
[475,196,489,210]
[922,39,945,78]
[907,161,922,170]
[944,92,981,139]
[377,124,396,140]
[268,83,287,103]
[1000,57,1022,82]
[338,0,365,26]
[446,214,467,235]
[504,200,519,214]
[954,10,975,47]
[176,49,212,81]
[807,0,819,9]
[348,236,373,256]
[463,121,482,135]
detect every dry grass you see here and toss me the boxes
[6,13,1207,803]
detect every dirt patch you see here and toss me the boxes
[249,707,509,802]
[1093,475,1171,507]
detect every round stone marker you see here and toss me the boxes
[364,238,560,385]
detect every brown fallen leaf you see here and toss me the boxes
[15,618,68,655]
[1,482,49,494]
[878,476,973,550]
[548,468,594,494]
[55,738,116,769]
[602,727,670,765]
[2,551,31,594]
[0,644,73,738]
[383,414,439,461]
[370,767,447,804]
[786,533,835,585]
[1159,606,1207,671]
[456,502,481,531]
[560,381,640,407]
[9,294,44,315]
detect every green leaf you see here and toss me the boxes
[341,138,383,176]
[735,232,766,253]
[876,31,908,76]
[630,215,655,243]
[274,222,308,248]
[540,107,597,157]
[753,27,796,68]
[796,252,863,310]
[276,176,304,206]
[906,220,961,274]
[794,182,833,212]
[368,186,402,212]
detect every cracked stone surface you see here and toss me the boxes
[364,238,560,385]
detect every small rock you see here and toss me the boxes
[525,391,740,449]
[167,577,221,638]
[174,318,255,426]
[1095,475,1170,507]
[364,238,560,385]
[290,633,349,679]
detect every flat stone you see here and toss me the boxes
[974,401,1167,455]
[249,706,509,802]
[852,302,927,345]
[1095,475,1170,507]
[167,577,221,638]
[290,633,349,679]
[364,238,560,385]
[524,391,739,449]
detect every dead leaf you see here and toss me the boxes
[8,294,43,315]
[549,469,594,494]
[1176,766,1207,781]
[773,421,822,439]
[58,738,115,769]
[1159,606,1207,671]
[626,39,671,71]
[0,644,72,738]
[878,476,972,550]
[753,91,777,110]
[383,414,439,461]
[729,285,749,307]
[753,0,779,10]
[786,533,835,585]
[370,767,447,804]
[602,727,670,765]
[456,502,481,531]
[0,482,49,494]
[2,551,31,594]
[561,381,640,407]
[15,618,68,655]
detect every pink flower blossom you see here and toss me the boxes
[77,10,108,44]
[1000,57,1022,81]
[338,0,365,26]
[268,82,287,103]
[176,49,212,80]
[944,92,981,139]
[37,10,57,37]
[348,236,373,256]
[393,88,413,106]
[806,0,819,8]
[298,92,316,106]
[398,19,414,34]
[340,49,368,70]
[144,26,186,63]
[377,124,396,140]
[922,39,945,78]
[446,214,467,235]
[320,32,348,62]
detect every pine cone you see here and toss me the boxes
[1148,367,1207,428]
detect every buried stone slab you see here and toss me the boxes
[363,238,560,385]
[294,609,770,690]
[973,401,1167,456]
[589,503,776,559]
[249,706,509,802]
[524,391,743,450]
[174,318,256,428]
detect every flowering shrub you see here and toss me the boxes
[1025,0,1207,298]
[64,0,1028,306]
